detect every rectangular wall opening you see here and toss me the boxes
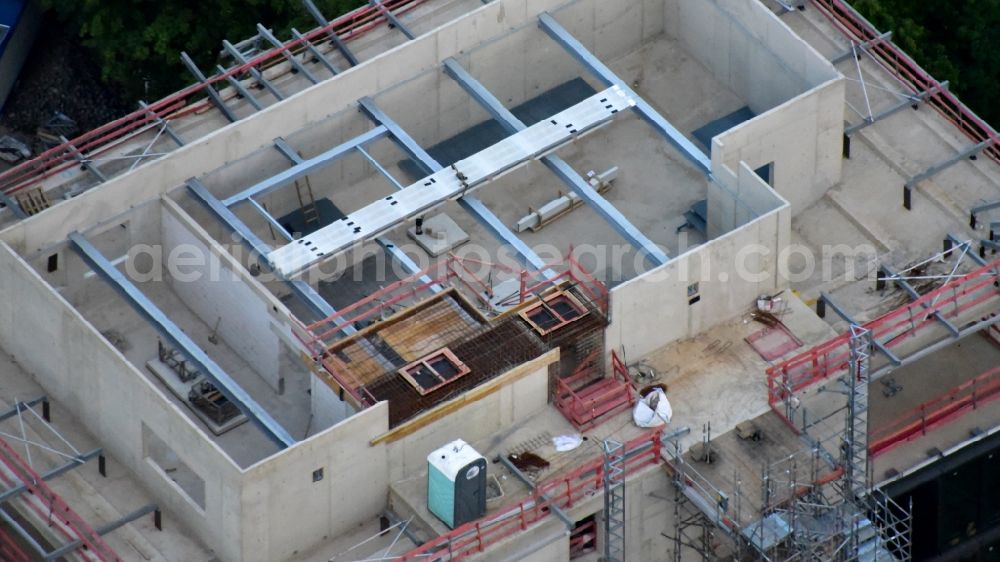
[142,422,206,510]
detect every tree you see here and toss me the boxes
[852,0,1000,127]
[44,0,365,102]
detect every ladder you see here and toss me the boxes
[294,177,320,228]
[603,439,626,562]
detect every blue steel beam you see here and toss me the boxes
[273,137,305,164]
[186,178,347,325]
[248,198,294,242]
[68,231,295,448]
[267,137,434,289]
[291,28,341,75]
[222,125,389,205]
[301,0,359,66]
[357,96,552,274]
[256,24,320,85]
[882,265,961,337]
[538,13,711,174]
[357,146,405,191]
[443,58,668,267]
[946,234,986,267]
[370,0,415,40]
[818,292,901,365]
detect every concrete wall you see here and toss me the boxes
[713,77,845,215]
[239,402,390,562]
[666,0,838,114]
[606,197,790,360]
[160,199,286,388]
[0,0,593,256]
[707,161,788,237]
[0,240,247,561]
[385,349,558,482]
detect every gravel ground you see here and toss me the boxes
[0,14,130,169]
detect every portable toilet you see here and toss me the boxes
[427,439,487,529]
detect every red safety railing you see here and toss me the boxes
[0,525,32,562]
[397,429,663,561]
[767,258,1000,428]
[553,350,635,430]
[869,365,1000,457]
[302,252,610,408]
[811,0,1000,164]
[303,252,609,349]
[0,0,428,196]
[0,437,120,561]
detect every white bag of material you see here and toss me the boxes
[632,389,672,428]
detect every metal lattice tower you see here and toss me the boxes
[602,439,626,562]
[844,324,871,501]
[843,324,872,560]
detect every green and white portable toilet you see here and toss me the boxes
[427,439,487,529]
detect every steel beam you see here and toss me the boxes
[830,31,892,64]
[881,266,961,337]
[443,58,668,266]
[370,0,415,40]
[139,101,185,147]
[46,504,159,561]
[906,139,994,189]
[217,65,263,111]
[0,191,27,220]
[273,137,305,164]
[0,449,102,504]
[970,200,1000,229]
[248,198,294,242]
[0,506,47,557]
[358,96,552,274]
[222,40,285,102]
[357,146,405,191]
[186,178,344,326]
[180,52,238,123]
[818,293,900,365]
[266,139,428,286]
[60,135,108,183]
[256,24,319,84]
[69,231,295,448]
[291,28,340,75]
[946,234,987,267]
[538,13,711,174]
[499,454,573,530]
[222,125,388,205]
[844,82,946,136]
[301,0,359,66]
[0,397,46,423]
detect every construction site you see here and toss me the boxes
[0,0,998,560]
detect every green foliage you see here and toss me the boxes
[852,0,1000,127]
[43,0,365,101]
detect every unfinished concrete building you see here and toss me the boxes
[0,0,997,560]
